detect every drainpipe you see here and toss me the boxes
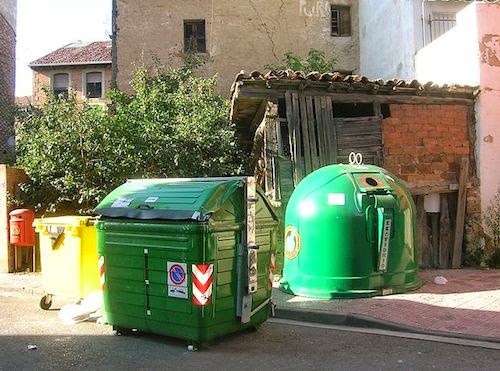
[421,0,427,47]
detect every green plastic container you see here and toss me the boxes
[94,177,278,345]
[280,164,422,299]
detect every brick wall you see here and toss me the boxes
[0,12,16,163]
[384,104,471,184]
[383,103,481,250]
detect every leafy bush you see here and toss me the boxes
[264,49,337,73]
[15,66,243,214]
[482,189,500,268]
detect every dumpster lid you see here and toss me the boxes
[94,177,254,221]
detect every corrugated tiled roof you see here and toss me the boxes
[29,41,112,67]
[232,70,478,98]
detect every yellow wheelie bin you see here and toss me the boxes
[33,216,100,310]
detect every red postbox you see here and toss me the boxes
[9,209,36,246]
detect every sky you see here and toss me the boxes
[15,0,112,97]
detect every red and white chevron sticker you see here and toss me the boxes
[192,263,213,306]
[98,256,105,291]
[269,253,276,288]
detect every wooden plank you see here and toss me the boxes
[291,92,303,183]
[284,91,298,185]
[452,157,469,268]
[233,86,475,106]
[416,195,430,268]
[306,96,319,171]
[314,96,327,167]
[439,194,451,268]
[323,96,337,164]
[299,93,313,175]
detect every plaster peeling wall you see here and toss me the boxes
[115,0,359,95]
[476,3,500,216]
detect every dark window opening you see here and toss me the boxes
[332,103,374,117]
[278,98,287,118]
[52,73,69,98]
[280,121,291,157]
[381,104,391,118]
[86,72,103,98]
[184,20,206,53]
[331,5,351,37]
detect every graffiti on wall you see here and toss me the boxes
[480,34,500,67]
[299,0,330,17]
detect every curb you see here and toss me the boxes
[274,307,500,344]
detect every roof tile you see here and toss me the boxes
[29,41,111,66]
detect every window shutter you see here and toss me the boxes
[339,8,351,37]
[53,73,69,88]
[86,72,102,83]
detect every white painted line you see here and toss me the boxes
[268,318,500,350]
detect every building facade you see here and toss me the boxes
[415,2,500,229]
[113,0,360,94]
[0,0,17,164]
[29,41,112,105]
[358,0,469,81]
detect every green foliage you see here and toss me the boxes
[264,49,337,73]
[15,66,243,214]
[481,189,500,268]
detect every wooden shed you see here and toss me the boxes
[230,70,479,269]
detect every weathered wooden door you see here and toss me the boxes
[284,91,382,185]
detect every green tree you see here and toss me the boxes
[265,49,337,74]
[15,66,243,214]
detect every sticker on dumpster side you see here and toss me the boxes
[327,193,345,206]
[378,219,392,272]
[111,197,133,208]
[168,286,188,299]
[167,262,187,286]
[167,262,188,299]
[145,197,159,203]
[192,264,214,306]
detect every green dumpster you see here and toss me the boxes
[94,177,278,345]
[280,164,423,299]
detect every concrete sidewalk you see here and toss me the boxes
[273,269,500,342]
[2,269,499,342]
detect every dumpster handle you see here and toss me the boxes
[136,204,154,210]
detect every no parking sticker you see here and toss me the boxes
[167,262,188,299]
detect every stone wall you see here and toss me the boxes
[115,0,359,95]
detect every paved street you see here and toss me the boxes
[1,289,500,371]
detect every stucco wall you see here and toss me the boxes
[358,0,417,80]
[476,3,500,217]
[415,3,480,86]
[115,0,359,95]
[359,0,469,81]
[32,64,113,105]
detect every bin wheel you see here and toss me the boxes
[113,326,132,336]
[187,342,199,351]
[39,295,53,310]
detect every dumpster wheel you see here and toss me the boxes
[39,295,53,310]
[113,326,133,336]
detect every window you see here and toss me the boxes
[85,72,103,98]
[331,5,351,37]
[52,73,69,98]
[428,12,456,43]
[184,20,206,53]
